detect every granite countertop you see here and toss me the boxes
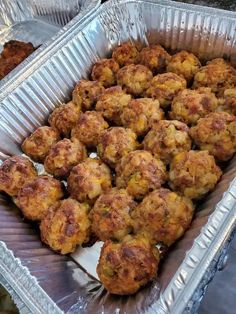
[174,0,236,11]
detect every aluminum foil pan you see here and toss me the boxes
[0,0,100,86]
[0,0,236,313]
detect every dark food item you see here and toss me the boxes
[72,80,105,111]
[131,188,194,246]
[40,198,91,254]
[112,42,140,66]
[71,111,109,147]
[91,58,120,88]
[97,127,138,168]
[169,150,222,200]
[139,45,171,74]
[217,88,236,116]
[170,88,218,125]
[91,188,136,241]
[48,101,81,138]
[167,50,201,82]
[193,58,236,96]
[97,235,160,295]
[190,112,236,161]
[16,176,64,221]
[121,98,164,136]
[116,150,167,200]
[67,158,112,204]
[44,138,87,179]
[0,156,37,197]
[117,64,153,97]
[143,120,192,164]
[0,40,35,80]
[146,72,187,108]
[95,86,132,125]
[21,126,60,162]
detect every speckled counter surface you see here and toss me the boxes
[174,0,236,11]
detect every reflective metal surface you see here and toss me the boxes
[0,0,235,313]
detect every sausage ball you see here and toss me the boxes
[21,126,60,162]
[91,188,136,241]
[97,127,138,168]
[217,88,236,115]
[190,112,236,161]
[143,120,192,164]
[166,50,201,82]
[96,86,132,125]
[193,58,236,96]
[17,176,64,221]
[44,138,87,179]
[169,150,222,200]
[40,198,91,254]
[67,158,112,204]
[170,88,218,125]
[146,72,187,108]
[71,111,109,147]
[131,188,194,246]
[72,80,105,111]
[91,58,120,88]
[116,150,167,200]
[121,98,164,136]
[139,45,170,74]
[97,235,159,295]
[48,101,81,138]
[112,42,139,67]
[0,156,37,197]
[117,64,153,97]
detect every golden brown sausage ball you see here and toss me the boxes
[40,198,91,254]
[21,126,60,163]
[97,127,138,168]
[170,88,218,125]
[72,80,105,111]
[71,111,109,147]
[95,86,132,125]
[67,158,112,204]
[91,188,136,241]
[121,98,164,136]
[91,58,120,88]
[48,101,81,138]
[217,88,236,115]
[17,176,64,221]
[112,42,139,67]
[97,235,159,295]
[132,188,194,246]
[169,150,222,200]
[116,150,167,200]
[0,156,37,197]
[190,112,236,161]
[139,45,170,74]
[193,58,236,96]
[44,138,87,179]
[146,72,187,108]
[167,50,201,82]
[143,120,191,164]
[117,64,153,97]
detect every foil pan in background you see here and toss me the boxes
[0,0,100,85]
[0,0,236,313]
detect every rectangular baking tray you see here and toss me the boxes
[0,0,236,313]
[0,0,100,86]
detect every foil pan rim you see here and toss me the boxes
[0,241,63,314]
[0,0,236,312]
